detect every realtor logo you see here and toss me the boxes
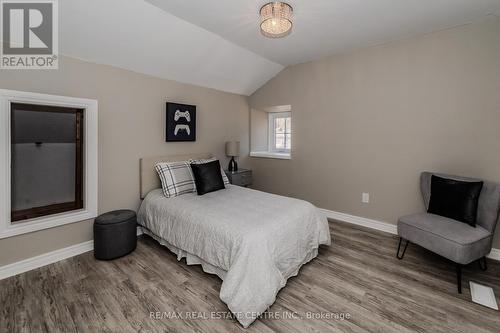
[1,0,58,69]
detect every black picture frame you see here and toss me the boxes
[165,102,196,142]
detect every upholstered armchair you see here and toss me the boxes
[397,172,500,293]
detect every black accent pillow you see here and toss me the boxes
[428,175,483,227]
[190,160,225,195]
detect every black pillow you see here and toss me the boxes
[428,175,483,227]
[190,160,225,195]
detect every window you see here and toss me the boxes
[250,106,291,159]
[0,89,98,239]
[10,103,84,222]
[269,112,291,153]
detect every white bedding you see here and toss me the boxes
[138,185,331,327]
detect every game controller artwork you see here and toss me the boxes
[166,102,196,141]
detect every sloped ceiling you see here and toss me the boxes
[60,0,284,95]
[147,0,500,66]
[60,0,500,95]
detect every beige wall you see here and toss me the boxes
[250,109,269,152]
[1,18,499,267]
[249,17,500,248]
[0,56,249,266]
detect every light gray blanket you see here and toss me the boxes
[138,186,331,327]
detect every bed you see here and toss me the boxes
[137,153,331,327]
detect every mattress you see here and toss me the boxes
[137,185,331,327]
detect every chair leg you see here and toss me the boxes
[456,264,462,294]
[478,256,488,271]
[396,237,409,260]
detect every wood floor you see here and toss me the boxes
[1,220,499,333]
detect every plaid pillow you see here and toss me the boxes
[189,157,230,185]
[155,161,196,198]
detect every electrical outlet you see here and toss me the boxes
[362,193,370,203]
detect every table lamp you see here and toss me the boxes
[225,141,240,172]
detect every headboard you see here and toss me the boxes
[140,153,212,199]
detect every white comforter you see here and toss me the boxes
[138,185,331,327]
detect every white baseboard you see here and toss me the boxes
[321,209,398,235]
[0,240,93,280]
[321,208,500,261]
[0,226,144,280]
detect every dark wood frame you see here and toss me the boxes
[10,103,84,222]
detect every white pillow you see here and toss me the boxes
[189,157,230,185]
[155,161,196,198]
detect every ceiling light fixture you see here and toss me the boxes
[260,2,293,38]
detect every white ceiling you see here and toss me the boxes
[58,0,500,95]
[59,0,283,95]
[147,0,500,66]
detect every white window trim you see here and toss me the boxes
[0,89,98,239]
[249,151,291,160]
[268,111,291,154]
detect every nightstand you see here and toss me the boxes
[225,169,252,187]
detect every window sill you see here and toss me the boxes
[0,209,97,239]
[250,151,291,160]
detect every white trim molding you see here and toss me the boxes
[0,227,143,280]
[250,151,291,160]
[0,240,93,280]
[321,209,397,235]
[321,208,500,261]
[0,89,98,239]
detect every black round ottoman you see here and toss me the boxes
[93,210,137,260]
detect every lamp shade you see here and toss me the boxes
[225,141,240,157]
